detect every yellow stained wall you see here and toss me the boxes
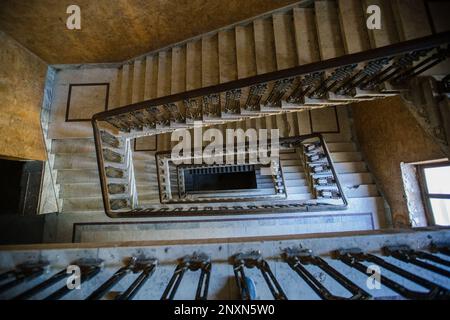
[0,31,47,161]
[351,96,445,227]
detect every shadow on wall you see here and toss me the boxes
[351,96,445,227]
[0,158,47,245]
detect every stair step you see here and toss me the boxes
[186,40,202,91]
[330,151,363,162]
[54,153,98,170]
[157,50,172,97]
[51,138,95,154]
[273,11,298,70]
[144,54,158,100]
[119,63,132,106]
[427,1,450,33]
[391,0,432,41]
[254,17,277,74]
[335,161,368,174]
[281,165,303,173]
[337,0,371,54]
[56,169,156,184]
[293,7,320,65]
[131,58,145,103]
[218,29,238,84]
[285,186,310,194]
[326,142,357,152]
[202,34,220,87]
[364,0,399,48]
[344,184,379,198]
[315,0,345,60]
[235,24,257,79]
[339,172,374,186]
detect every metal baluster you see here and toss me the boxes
[335,249,450,300]
[195,261,211,300]
[161,253,211,300]
[116,257,158,300]
[362,49,430,90]
[430,243,450,257]
[13,269,67,300]
[383,246,450,278]
[283,248,370,300]
[244,84,267,111]
[342,58,391,93]
[232,251,287,300]
[202,94,221,118]
[44,258,103,300]
[86,260,136,300]
[264,79,294,107]
[0,261,49,294]
[309,65,357,99]
[224,89,241,114]
[392,46,450,84]
[184,98,203,121]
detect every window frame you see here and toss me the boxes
[417,161,450,226]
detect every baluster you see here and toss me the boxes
[283,248,370,300]
[232,251,287,300]
[334,249,450,300]
[161,253,211,300]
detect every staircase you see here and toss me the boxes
[44,0,450,227]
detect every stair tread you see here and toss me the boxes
[315,0,345,60]
[337,0,371,54]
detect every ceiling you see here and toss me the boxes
[0,0,298,64]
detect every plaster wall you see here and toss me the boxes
[0,31,48,161]
[351,96,446,227]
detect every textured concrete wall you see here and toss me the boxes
[0,31,47,160]
[0,0,298,64]
[351,96,445,227]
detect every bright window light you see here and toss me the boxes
[422,164,450,226]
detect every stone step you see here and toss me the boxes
[73,211,376,243]
[54,152,156,171]
[293,7,320,65]
[59,183,102,198]
[286,193,313,201]
[131,58,145,103]
[281,165,303,173]
[144,54,158,100]
[56,169,156,184]
[157,49,172,98]
[254,17,277,75]
[335,161,368,174]
[315,0,345,60]
[326,142,357,152]
[337,0,371,54]
[339,172,374,186]
[235,23,257,79]
[202,34,220,89]
[285,185,310,194]
[363,0,399,48]
[344,184,379,198]
[61,183,380,212]
[391,0,432,41]
[330,151,363,162]
[273,11,298,70]
[51,138,95,154]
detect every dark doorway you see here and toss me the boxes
[0,159,43,215]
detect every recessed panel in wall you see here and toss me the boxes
[66,83,109,121]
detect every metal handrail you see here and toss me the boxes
[92,31,450,122]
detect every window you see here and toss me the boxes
[419,162,450,226]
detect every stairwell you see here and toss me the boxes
[41,0,450,242]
